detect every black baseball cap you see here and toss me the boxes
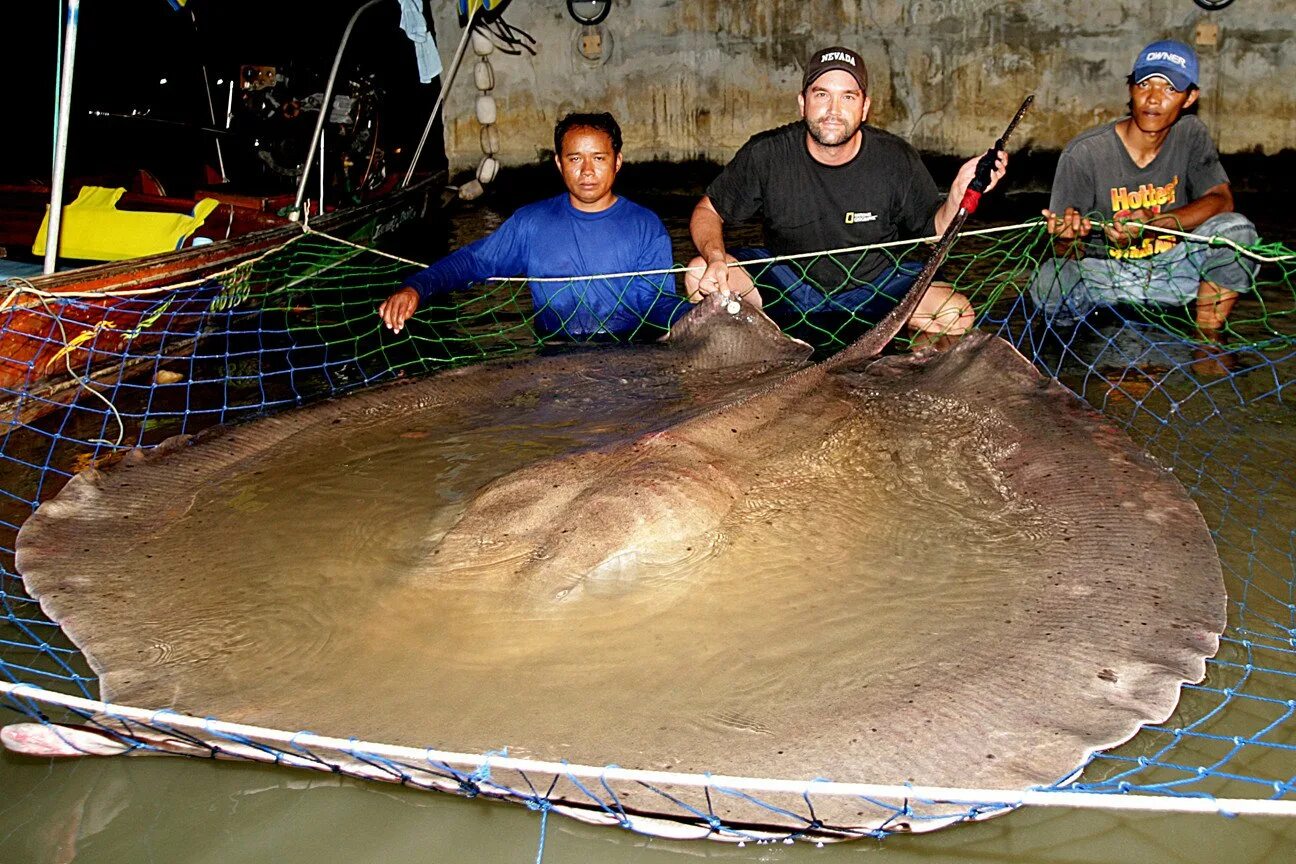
[803,46,867,92]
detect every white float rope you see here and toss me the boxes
[1124,221,1296,263]
[336,218,1295,284]
[272,222,1046,282]
[6,220,1289,305]
[4,682,1295,817]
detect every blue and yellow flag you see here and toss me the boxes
[165,0,189,10]
[457,0,501,17]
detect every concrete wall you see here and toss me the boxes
[428,0,1295,169]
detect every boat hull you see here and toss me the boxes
[0,176,438,421]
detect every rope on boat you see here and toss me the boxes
[0,231,324,306]
[0,277,126,447]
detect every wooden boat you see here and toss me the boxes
[0,175,439,423]
[0,0,458,424]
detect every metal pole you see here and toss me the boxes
[401,8,477,189]
[200,69,227,181]
[291,0,386,221]
[191,9,227,183]
[315,134,325,225]
[43,0,81,275]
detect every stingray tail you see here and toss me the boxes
[829,96,1034,370]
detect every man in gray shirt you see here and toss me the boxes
[1032,39,1256,337]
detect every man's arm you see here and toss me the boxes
[1040,151,1096,257]
[378,215,529,334]
[689,139,765,300]
[1155,182,1233,229]
[689,195,733,295]
[933,150,1008,234]
[379,250,483,335]
[1105,119,1232,248]
[631,219,691,331]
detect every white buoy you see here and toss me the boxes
[475,94,497,126]
[476,156,500,185]
[460,24,504,199]
[471,30,494,56]
[473,59,495,91]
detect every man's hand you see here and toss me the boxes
[687,196,734,300]
[684,253,762,308]
[951,149,1009,201]
[378,286,420,334]
[935,149,1009,233]
[691,257,731,300]
[1103,208,1154,248]
[1042,207,1093,240]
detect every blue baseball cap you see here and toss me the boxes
[1131,40,1199,91]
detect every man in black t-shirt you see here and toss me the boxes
[686,46,1006,338]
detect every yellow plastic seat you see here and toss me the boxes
[32,186,221,261]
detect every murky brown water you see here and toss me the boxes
[3,747,1295,863]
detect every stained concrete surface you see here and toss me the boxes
[429,1,1294,168]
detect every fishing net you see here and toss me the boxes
[1,219,1294,841]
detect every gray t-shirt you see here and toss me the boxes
[1048,115,1229,260]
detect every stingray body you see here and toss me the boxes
[14,293,1226,840]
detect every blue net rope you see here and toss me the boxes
[2,220,1294,840]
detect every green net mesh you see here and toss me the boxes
[1,219,1294,840]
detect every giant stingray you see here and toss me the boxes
[11,278,1226,840]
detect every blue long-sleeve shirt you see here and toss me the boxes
[405,194,688,339]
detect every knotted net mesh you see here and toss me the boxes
[1,220,1293,840]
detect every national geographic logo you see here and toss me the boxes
[844,211,877,225]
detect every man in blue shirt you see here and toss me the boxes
[379,113,687,340]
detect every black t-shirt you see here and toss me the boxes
[707,122,941,288]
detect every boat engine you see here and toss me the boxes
[235,63,388,201]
